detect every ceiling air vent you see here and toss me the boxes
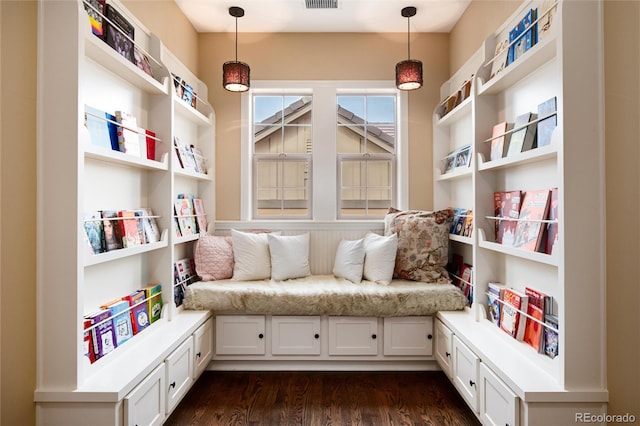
[305,0,338,9]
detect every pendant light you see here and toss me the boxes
[395,6,423,91]
[223,6,250,92]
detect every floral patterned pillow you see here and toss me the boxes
[384,208,454,283]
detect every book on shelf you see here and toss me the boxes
[544,187,559,255]
[543,313,559,359]
[538,0,557,41]
[507,112,537,156]
[138,129,156,161]
[493,190,522,246]
[118,210,143,248]
[487,282,505,327]
[454,144,472,170]
[133,46,154,78]
[83,211,105,255]
[490,121,513,161]
[104,4,135,65]
[524,286,552,352]
[100,299,133,347]
[459,264,473,305]
[83,0,106,39]
[449,208,464,234]
[441,150,456,175]
[133,209,147,244]
[174,263,185,306]
[490,36,509,79]
[83,318,96,365]
[174,198,197,236]
[499,288,529,341]
[507,8,537,65]
[513,189,551,251]
[190,145,207,174]
[123,289,150,335]
[174,137,198,172]
[192,198,208,235]
[101,210,124,251]
[138,208,161,243]
[451,209,468,236]
[536,96,557,148]
[461,209,473,238]
[84,105,113,151]
[143,284,163,324]
[86,308,117,360]
[115,111,140,156]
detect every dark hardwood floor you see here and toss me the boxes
[165,371,481,426]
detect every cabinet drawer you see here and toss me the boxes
[479,363,519,426]
[215,315,266,355]
[124,363,166,426]
[435,319,453,378]
[165,336,194,414]
[193,318,213,378]
[328,317,378,356]
[272,316,321,355]
[452,335,480,413]
[383,316,433,356]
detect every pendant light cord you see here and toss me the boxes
[407,15,411,60]
[235,17,238,61]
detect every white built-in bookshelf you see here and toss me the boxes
[35,0,213,424]
[433,1,608,424]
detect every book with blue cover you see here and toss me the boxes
[101,299,133,346]
[507,8,537,65]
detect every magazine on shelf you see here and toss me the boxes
[494,190,522,245]
[499,288,529,341]
[487,282,505,326]
[101,210,124,251]
[115,111,140,156]
[104,4,135,64]
[507,112,537,156]
[512,189,551,252]
[83,0,106,39]
[536,96,557,148]
[490,121,513,161]
[83,211,105,254]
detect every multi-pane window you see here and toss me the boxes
[337,95,396,218]
[253,95,312,218]
[248,83,403,221]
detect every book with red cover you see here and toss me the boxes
[494,191,522,245]
[83,318,96,365]
[545,188,559,255]
[523,287,551,352]
[513,189,550,251]
[118,210,142,248]
[123,289,150,335]
[499,288,529,340]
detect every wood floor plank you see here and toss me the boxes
[165,371,481,426]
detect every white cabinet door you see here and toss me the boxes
[452,335,480,413]
[271,316,321,355]
[383,316,433,356]
[193,318,213,378]
[435,319,454,378]
[124,363,166,426]
[479,363,519,426]
[215,315,266,355]
[328,317,378,355]
[165,336,194,414]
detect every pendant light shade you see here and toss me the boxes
[396,6,423,91]
[223,6,250,92]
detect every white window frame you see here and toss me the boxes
[241,81,409,221]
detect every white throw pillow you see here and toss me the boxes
[231,229,279,281]
[333,238,366,283]
[363,233,398,285]
[268,233,311,281]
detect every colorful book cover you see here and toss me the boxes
[118,210,142,248]
[101,299,133,346]
[499,288,529,340]
[115,110,140,156]
[83,0,106,38]
[544,313,559,359]
[494,191,522,245]
[101,210,124,251]
[524,287,551,352]
[537,96,557,148]
[174,198,197,236]
[143,284,163,324]
[507,8,536,65]
[88,308,117,360]
[123,289,150,335]
[545,188,559,255]
[487,282,504,327]
[139,208,161,243]
[513,189,551,251]
[83,318,96,365]
[83,211,105,254]
[461,210,473,238]
[192,198,208,235]
[104,4,135,64]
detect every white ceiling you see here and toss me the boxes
[175,0,472,33]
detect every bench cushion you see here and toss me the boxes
[183,275,468,316]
